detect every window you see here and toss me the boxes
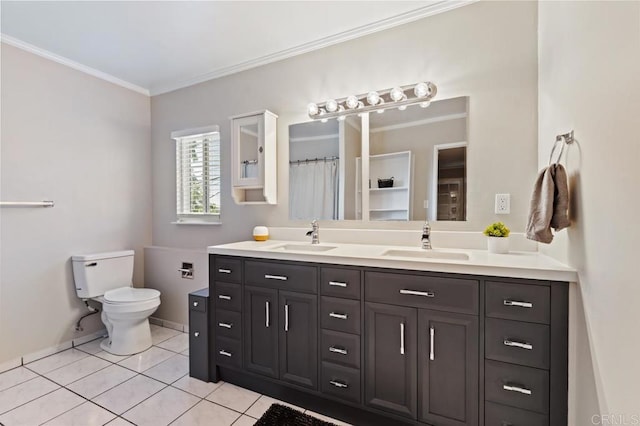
[171,125,221,223]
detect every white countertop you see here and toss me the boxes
[208,240,577,282]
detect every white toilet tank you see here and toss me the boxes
[72,250,135,299]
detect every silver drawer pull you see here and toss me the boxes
[329,346,348,355]
[329,312,348,320]
[265,274,288,281]
[194,332,200,337]
[218,268,232,274]
[503,339,533,350]
[328,281,347,287]
[503,384,532,395]
[265,301,270,328]
[400,322,405,355]
[429,326,435,361]
[400,289,435,298]
[329,380,348,389]
[218,322,233,329]
[284,304,289,332]
[218,295,231,300]
[503,299,533,308]
[219,350,232,357]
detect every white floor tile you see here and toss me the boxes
[246,394,304,418]
[105,417,134,425]
[143,354,189,384]
[122,386,199,426]
[94,350,130,363]
[117,346,175,373]
[305,409,353,425]
[43,401,116,426]
[156,333,189,353]
[92,375,165,415]
[0,376,59,414]
[75,338,106,355]
[25,348,89,374]
[67,364,137,399]
[182,347,190,356]
[172,399,240,426]
[172,376,223,398]
[150,324,181,345]
[0,388,84,425]
[44,355,111,385]
[233,414,257,426]
[0,367,38,392]
[206,382,260,413]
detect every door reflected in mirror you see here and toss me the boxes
[288,118,361,220]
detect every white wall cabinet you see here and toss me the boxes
[230,110,278,204]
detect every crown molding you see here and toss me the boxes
[0,34,150,96]
[150,0,477,96]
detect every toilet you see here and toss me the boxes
[71,250,161,355]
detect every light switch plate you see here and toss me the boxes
[495,194,510,214]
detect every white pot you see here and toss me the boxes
[487,236,509,254]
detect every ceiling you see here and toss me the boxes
[0,1,470,96]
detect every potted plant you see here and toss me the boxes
[483,222,510,254]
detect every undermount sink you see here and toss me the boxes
[271,244,337,252]
[382,249,470,261]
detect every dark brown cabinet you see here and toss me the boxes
[365,302,417,419]
[418,310,478,426]
[279,291,318,389]
[244,286,279,378]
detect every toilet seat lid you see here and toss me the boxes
[104,287,160,303]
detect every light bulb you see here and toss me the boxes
[345,95,359,109]
[390,87,405,102]
[420,101,431,108]
[307,103,319,116]
[366,91,380,106]
[325,99,338,113]
[414,82,430,98]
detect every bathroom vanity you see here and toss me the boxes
[206,241,575,426]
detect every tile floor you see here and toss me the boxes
[0,325,350,426]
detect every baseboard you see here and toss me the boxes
[1,329,107,372]
[150,316,188,333]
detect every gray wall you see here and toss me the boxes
[0,43,151,364]
[538,1,640,421]
[150,0,538,250]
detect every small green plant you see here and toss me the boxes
[483,222,510,238]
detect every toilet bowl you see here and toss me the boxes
[71,250,161,356]
[97,287,161,355]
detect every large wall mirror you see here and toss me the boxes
[289,96,467,222]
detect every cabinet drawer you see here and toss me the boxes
[321,329,360,369]
[216,336,242,369]
[485,401,548,426]
[214,282,242,312]
[321,362,361,404]
[485,360,549,414]
[365,272,479,315]
[486,282,550,324]
[215,310,242,340]
[245,260,317,293]
[189,295,207,313]
[214,257,242,283]
[321,267,361,300]
[486,318,550,370]
[321,297,361,335]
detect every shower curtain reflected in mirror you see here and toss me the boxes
[289,159,339,220]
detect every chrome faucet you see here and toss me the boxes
[421,221,432,249]
[306,219,320,244]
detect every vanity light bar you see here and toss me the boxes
[307,82,438,121]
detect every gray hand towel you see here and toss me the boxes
[526,164,570,243]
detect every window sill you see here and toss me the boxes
[171,221,222,226]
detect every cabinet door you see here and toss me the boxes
[365,302,417,419]
[418,310,479,426]
[279,291,318,389]
[244,286,278,378]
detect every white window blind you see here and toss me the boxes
[172,126,221,222]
